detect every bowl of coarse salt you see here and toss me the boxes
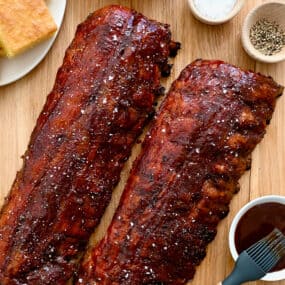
[242,1,285,63]
[188,0,245,25]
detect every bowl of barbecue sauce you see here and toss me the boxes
[229,195,285,281]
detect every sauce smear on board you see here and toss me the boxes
[235,202,285,272]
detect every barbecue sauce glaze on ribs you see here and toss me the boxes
[76,60,283,285]
[0,5,179,285]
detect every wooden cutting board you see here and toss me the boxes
[0,1,284,284]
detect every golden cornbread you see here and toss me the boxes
[0,0,57,57]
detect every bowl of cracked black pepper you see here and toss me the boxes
[242,1,285,63]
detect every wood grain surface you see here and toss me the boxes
[0,1,284,284]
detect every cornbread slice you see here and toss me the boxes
[0,0,57,57]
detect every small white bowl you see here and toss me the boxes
[188,0,245,25]
[242,1,285,63]
[229,195,285,281]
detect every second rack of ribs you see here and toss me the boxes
[76,59,283,285]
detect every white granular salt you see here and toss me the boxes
[194,0,237,20]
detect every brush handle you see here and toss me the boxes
[217,282,241,285]
[219,263,244,285]
[220,252,266,285]
[219,272,242,285]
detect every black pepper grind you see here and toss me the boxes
[250,18,285,56]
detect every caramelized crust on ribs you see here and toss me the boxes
[0,5,179,285]
[76,60,283,285]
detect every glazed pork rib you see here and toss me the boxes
[0,5,179,285]
[76,59,283,285]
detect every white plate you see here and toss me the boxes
[0,0,66,86]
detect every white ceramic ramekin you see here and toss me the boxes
[241,1,285,63]
[229,195,285,281]
[187,0,244,25]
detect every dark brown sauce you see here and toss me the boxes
[235,202,285,272]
